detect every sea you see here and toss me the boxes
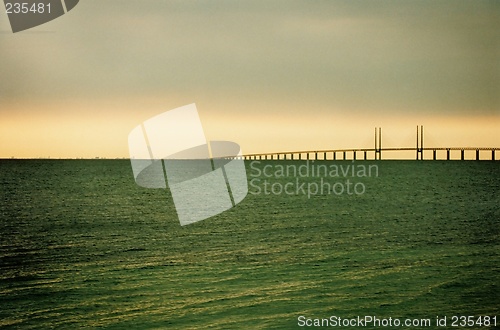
[0,160,499,329]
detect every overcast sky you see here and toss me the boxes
[0,0,498,158]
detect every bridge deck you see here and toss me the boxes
[243,147,500,158]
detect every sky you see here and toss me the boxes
[0,0,498,159]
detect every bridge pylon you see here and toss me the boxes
[375,127,382,160]
[416,125,424,160]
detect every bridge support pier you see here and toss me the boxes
[416,148,423,160]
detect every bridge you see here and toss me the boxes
[241,126,499,161]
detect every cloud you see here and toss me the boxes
[0,0,498,116]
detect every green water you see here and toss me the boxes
[0,160,499,329]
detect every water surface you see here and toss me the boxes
[1,160,498,328]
